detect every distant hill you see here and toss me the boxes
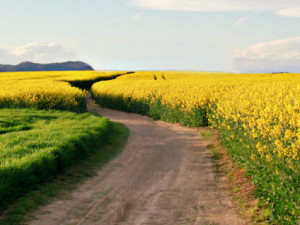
[0,61,94,72]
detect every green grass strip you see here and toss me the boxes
[0,108,112,210]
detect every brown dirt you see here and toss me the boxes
[29,93,245,225]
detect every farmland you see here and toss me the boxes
[92,71,300,223]
[0,71,128,112]
[0,70,299,224]
[0,108,111,209]
[0,71,129,211]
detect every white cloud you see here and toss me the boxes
[132,12,143,21]
[234,14,253,25]
[130,0,300,16]
[234,37,300,73]
[0,42,77,65]
[277,8,300,18]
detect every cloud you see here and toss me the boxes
[132,12,143,20]
[234,15,253,25]
[0,42,77,65]
[277,8,300,18]
[234,37,300,73]
[130,0,300,16]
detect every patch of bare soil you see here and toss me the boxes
[29,93,245,225]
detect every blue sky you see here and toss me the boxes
[0,0,300,72]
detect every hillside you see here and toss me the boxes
[0,61,94,72]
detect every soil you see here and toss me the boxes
[29,93,245,225]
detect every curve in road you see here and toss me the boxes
[29,93,244,225]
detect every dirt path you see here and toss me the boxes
[29,93,244,225]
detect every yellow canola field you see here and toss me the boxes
[92,71,300,221]
[0,71,124,112]
[92,71,300,167]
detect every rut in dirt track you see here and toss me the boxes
[29,93,244,225]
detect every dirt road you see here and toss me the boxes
[29,94,244,225]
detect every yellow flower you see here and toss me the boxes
[91,71,300,167]
[266,154,272,162]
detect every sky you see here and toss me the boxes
[0,0,300,72]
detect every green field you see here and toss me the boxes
[0,108,111,209]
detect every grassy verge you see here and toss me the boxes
[213,119,299,224]
[0,108,112,211]
[200,127,272,224]
[0,122,129,225]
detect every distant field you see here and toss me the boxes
[0,108,111,209]
[0,71,127,112]
[92,71,300,223]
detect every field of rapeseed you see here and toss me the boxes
[92,71,300,223]
[0,71,127,112]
